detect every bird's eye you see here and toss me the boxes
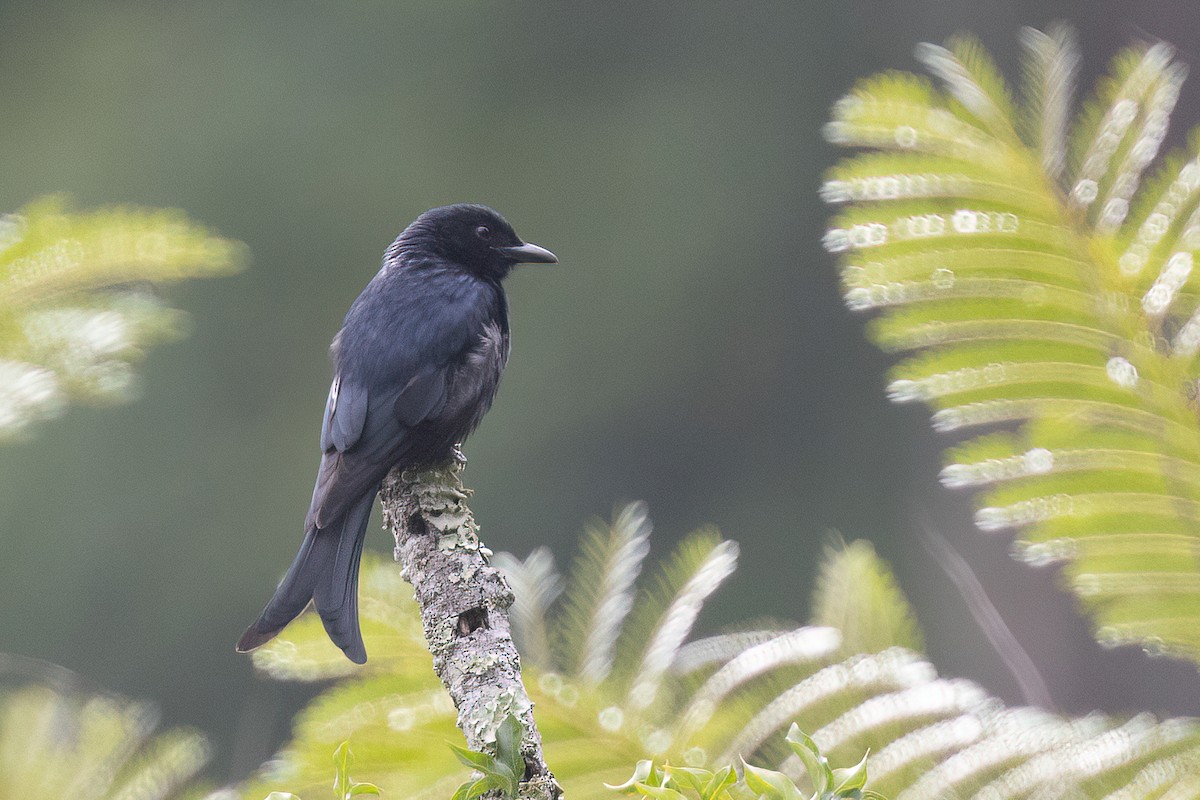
[475,226,491,240]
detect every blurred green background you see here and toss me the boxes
[2,0,1199,782]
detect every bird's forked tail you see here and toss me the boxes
[236,491,375,664]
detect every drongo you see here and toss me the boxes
[237,204,557,663]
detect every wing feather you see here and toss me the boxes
[320,376,372,453]
[308,272,502,527]
[393,367,449,427]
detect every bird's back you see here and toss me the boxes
[307,261,509,525]
[337,262,505,385]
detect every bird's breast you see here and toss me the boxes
[467,320,510,372]
[444,320,509,438]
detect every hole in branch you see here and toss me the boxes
[456,606,488,636]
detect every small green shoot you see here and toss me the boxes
[266,742,381,800]
[450,714,527,800]
[333,742,381,799]
[607,724,882,800]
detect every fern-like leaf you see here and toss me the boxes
[823,26,1200,664]
[915,34,1019,145]
[0,670,209,800]
[229,509,1200,798]
[491,546,563,672]
[809,537,925,655]
[1020,24,1079,182]
[0,196,243,440]
[622,531,739,710]
[555,503,652,685]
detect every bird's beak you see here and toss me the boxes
[497,242,558,264]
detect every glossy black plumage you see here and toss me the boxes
[237,204,557,663]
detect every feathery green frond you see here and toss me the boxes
[1069,42,1183,231]
[823,25,1200,664]
[230,507,847,799]
[620,529,738,711]
[106,728,214,800]
[809,538,924,655]
[1020,24,1079,181]
[230,505,1200,798]
[555,503,652,684]
[0,676,209,800]
[491,547,564,672]
[0,196,244,440]
[915,34,1019,145]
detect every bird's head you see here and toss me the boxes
[399,204,557,280]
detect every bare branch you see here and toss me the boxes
[380,462,562,800]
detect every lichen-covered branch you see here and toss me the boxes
[380,462,562,800]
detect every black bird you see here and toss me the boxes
[237,204,557,663]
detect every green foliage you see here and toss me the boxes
[332,742,382,800]
[809,538,924,656]
[232,507,847,798]
[260,742,381,800]
[0,195,243,441]
[608,725,879,800]
[823,25,1200,663]
[0,670,210,800]
[450,715,524,800]
[228,504,1200,798]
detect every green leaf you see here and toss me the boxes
[632,784,687,800]
[1019,24,1077,179]
[449,743,500,774]
[741,760,805,800]
[492,547,564,670]
[785,725,830,796]
[605,760,655,791]
[557,503,652,682]
[662,765,709,794]
[830,750,870,796]
[916,34,1019,143]
[455,753,515,795]
[495,765,518,795]
[621,530,739,708]
[233,445,1200,799]
[451,774,499,800]
[347,784,382,797]
[702,766,737,800]
[333,741,351,794]
[0,678,211,800]
[0,196,243,442]
[495,714,525,786]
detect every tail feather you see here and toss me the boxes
[312,492,374,663]
[236,491,376,664]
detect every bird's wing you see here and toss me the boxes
[308,305,493,527]
[309,366,453,525]
[319,375,370,453]
[316,360,449,456]
[392,366,450,427]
